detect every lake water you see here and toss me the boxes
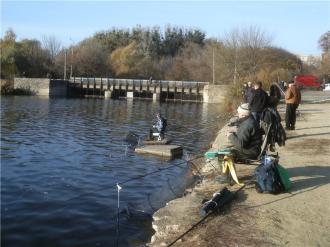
[1,96,227,247]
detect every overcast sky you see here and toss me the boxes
[1,0,329,55]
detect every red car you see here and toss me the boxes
[295,75,322,90]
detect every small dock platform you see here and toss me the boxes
[142,138,171,145]
[135,144,183,158]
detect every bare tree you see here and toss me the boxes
[318,31,330,53]
[42,35,62,60]
[3,28,16,42]
[240,26,273,77]
[221,26,273,82]
[74,40,108,77]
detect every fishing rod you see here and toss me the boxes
[167,184,246,247]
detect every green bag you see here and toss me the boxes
[204,150,232,159]
[276,164,291,191]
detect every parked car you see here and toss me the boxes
[323,83,330,91]
[295,75,322,90]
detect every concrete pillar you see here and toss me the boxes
[202,85,209,103]
[153,93,160,101]
[127,91,134,98]
[104,90,112,98]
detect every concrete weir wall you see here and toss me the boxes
[14,77,229,103]
[203,84,229,103]
[49,80,68,97]
[14,78,68,97]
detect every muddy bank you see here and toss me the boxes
[149,91,330,247]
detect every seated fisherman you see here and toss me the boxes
[226,103,262,160]
[149,112,167,140]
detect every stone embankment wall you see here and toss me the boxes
[14,78,68,97]
[150,123,232,246]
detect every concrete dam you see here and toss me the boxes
[14,77,228,103]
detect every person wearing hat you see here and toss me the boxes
[226,103,263,160]
[285,80,301,130]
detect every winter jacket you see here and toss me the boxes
[285,84,301,105]
[229,115,262,159]
[244,87,254,103]
[155,117,166,133]
[270,84,282,100]
[249,88,268,112]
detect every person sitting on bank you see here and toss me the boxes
[226,103,263,160]
[149,112,167,140]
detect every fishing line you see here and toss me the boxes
[12,154,204,217]
[166,121,224,139]
[7,147,208,238]
[147,193,157,212]
[166,178,180,198]
[116,183,122,247]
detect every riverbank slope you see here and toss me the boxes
[150,91,330,246]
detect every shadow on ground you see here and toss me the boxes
[288,166,330,192]
[286,132,330,140]
[295,125,330,131]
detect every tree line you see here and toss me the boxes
[1,26,329,88]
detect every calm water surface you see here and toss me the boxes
[1,96,227,247]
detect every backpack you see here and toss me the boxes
[261,107,286,148]
[255,155,284,194]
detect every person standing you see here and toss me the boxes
[244,81,254,103]
[248,81,268,124]
[285,81,301,130]
[268,83,282,109]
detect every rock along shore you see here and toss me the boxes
[149,91,330,247]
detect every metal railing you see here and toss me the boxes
[70,77,209,89]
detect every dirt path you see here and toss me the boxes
[150,93,330,247]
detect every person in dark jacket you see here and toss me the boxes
[149,112,167,140]
[269,83,282,100]
[249,81,268,124]
[243,81,254,103]
[268,83,282,108]
[226,103,262,160]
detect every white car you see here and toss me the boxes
[323,83,330,91]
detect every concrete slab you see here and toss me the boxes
[135,144,182,158]
[142,138,171,145]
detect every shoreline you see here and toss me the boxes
[149,91,330,246]
[149,106,240,246]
